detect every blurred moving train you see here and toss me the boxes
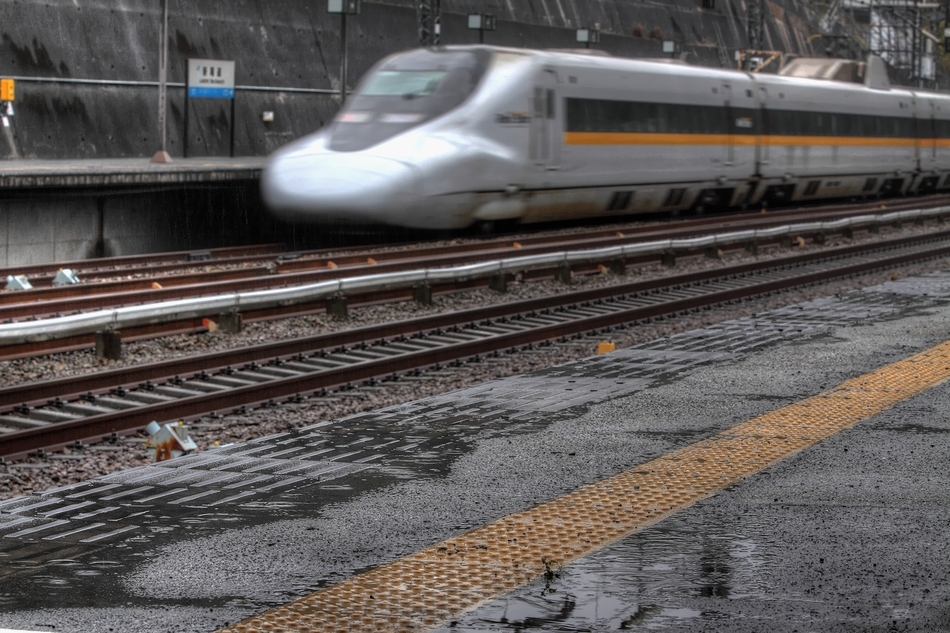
[261,45,950,230]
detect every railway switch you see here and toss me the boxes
[5,275,31,290]
[145,420,198,462]
[52,269,80,286]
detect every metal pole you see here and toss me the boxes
[183,90,189,158]
[918,0,923,86]
[150,0,172,163]
[229,95,236,158]
[341,13,347,105]
[159,0,167,151]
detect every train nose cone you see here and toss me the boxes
[262,152,420,222]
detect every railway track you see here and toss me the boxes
[3,196,950,359]
[0,243,284,286]
[3,229,949,461]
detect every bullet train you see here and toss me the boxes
[261,45,950,230]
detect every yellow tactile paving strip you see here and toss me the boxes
[220,340,950,633]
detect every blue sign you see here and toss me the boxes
[187,59,236,100]
[188,86,235,99]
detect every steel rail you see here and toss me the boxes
[7,232,922,409]
[2,195,945,299]
[1,194,945,285]
[1,206,946,346]
[2,197,948,359]
[0,243,282,282]
[2,232,949,460]
[0,267,273,305]
[272,195,950,273]
[0,226,946,361]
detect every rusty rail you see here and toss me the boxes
[1,231,949,460]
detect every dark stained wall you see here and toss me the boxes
[0,0,824,160]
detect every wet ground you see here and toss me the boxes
[1,273,950,631]
[433,393,950,632]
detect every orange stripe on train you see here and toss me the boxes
[563,132,920,148]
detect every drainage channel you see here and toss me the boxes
[2,234,949,461]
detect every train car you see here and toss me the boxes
[261,45,950,230]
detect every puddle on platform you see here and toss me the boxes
[434,515,774,632]
[879,422,950,434]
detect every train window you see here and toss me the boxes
[765,108,916,139]
[534,88,544,117]
[329,48,492,152]
[546,90,555,119]
[607,191,633,211]
[862,178,878,192]
[362,71,446,96]
[663,188,686,207]
[566,98,921,141]
[803,181,820,196]
[565,97,746,135]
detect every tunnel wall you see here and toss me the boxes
[0,0,824,161]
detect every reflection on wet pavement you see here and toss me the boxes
[431,514,771,631]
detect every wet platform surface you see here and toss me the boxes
[0,157,264,189]
[1,273,949,631]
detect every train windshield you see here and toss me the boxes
[361,71,447,96]
[329,49,491,152]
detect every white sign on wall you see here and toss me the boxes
[187,59,235,99]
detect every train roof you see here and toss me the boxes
[434,45,950,102]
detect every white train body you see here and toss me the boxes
[262,46,950,230]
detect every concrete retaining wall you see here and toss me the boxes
[0,182,275,267]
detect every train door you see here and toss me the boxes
[756,85,770,174]
[722,81,734,168]
[930,99,937,161]
[530,69,560,170]
[917,97,938,190]
[913,96,936,177]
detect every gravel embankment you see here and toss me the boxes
[1,222,948,500]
